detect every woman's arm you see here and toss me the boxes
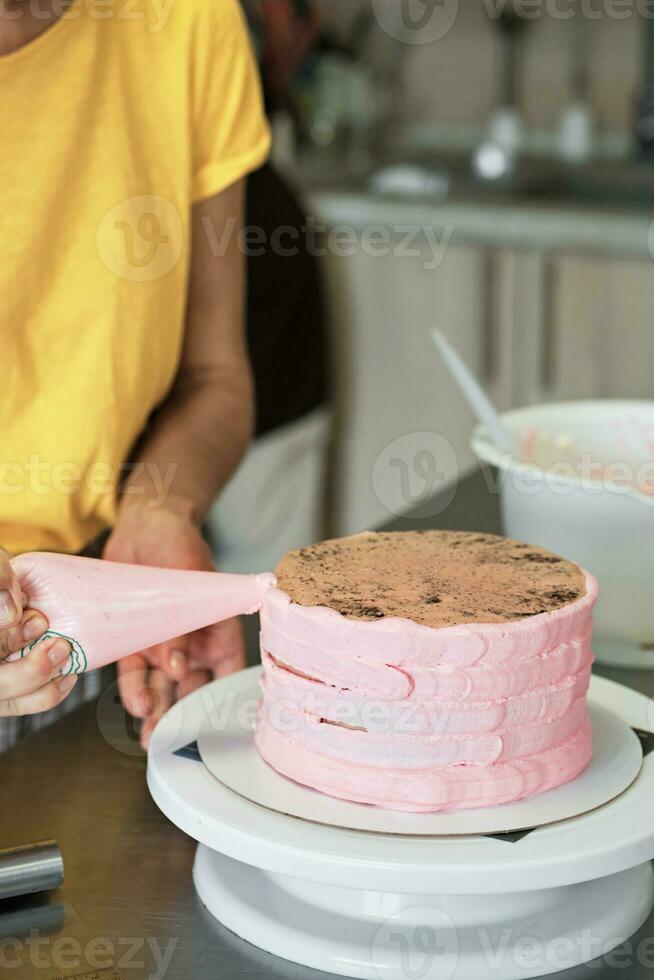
[118,178,253,522]
[104,179,254,745]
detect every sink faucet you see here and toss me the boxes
[348,5,412,155]
[472,4,529,182]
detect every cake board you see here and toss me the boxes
[147,669,654,980]
[196,670,642,837]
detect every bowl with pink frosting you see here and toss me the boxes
[472,399,654,668]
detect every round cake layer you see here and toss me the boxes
[275,531,587,627]
[260,625,592,701]
[255,713,593,813]
[260,649,592,737]
[261,573,598,671]
[256,531,598,813]
[261,697,588,775]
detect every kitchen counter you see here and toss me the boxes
[299,150,654,259]
[307,187,654,260]
[1,469,653,980]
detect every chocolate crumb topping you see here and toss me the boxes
[274,531,586,628]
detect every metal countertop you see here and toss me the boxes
[1,470,653,979]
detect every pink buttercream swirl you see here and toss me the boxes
[255,572,598,813]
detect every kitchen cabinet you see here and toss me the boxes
[322,225,654,536]
[323,240,515,535]
[512,251,654,405]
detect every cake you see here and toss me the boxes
[255,531,597,813]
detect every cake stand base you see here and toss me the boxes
[194,846,654,980]
[148,671,654,980]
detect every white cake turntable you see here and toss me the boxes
[147,668,654,980]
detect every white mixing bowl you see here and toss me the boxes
[471,400,654,668]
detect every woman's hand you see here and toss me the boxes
[0,548,76,718]
[104,503,246,748]
[104,182,253,748]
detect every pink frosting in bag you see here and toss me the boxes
[8,552,275,674]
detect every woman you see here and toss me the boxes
[0,0,270,749]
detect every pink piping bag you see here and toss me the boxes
[7,552,276,675]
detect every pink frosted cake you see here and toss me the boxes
[255,531,598,813]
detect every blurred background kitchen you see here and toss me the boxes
[212,0,654,575]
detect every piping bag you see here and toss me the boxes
[6,552,277,674]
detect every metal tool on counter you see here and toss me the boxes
[0,901,65,940]
[0,841,64,900]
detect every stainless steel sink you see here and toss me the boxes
[308,150,654,212]
[482,158,654,210]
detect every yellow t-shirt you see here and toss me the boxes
[0,0,270,555]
